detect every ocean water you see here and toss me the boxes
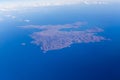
[0,4,120,80]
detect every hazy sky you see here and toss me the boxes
[0,0,119,12]
[0,0,119,2]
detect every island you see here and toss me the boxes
[21,22,106,52]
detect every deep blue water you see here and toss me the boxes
[0,4,120,80]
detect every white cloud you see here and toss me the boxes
[5,14,16,19]
[21,43,26,46]
[0,0,108,11]
[24,19,30,23]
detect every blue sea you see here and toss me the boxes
[0,4,120,80]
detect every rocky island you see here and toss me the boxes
[21,22,106,52]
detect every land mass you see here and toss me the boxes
[21,22,106,52]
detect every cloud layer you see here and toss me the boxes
[0,0,108,11]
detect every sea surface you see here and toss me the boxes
[0,4,120,80]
